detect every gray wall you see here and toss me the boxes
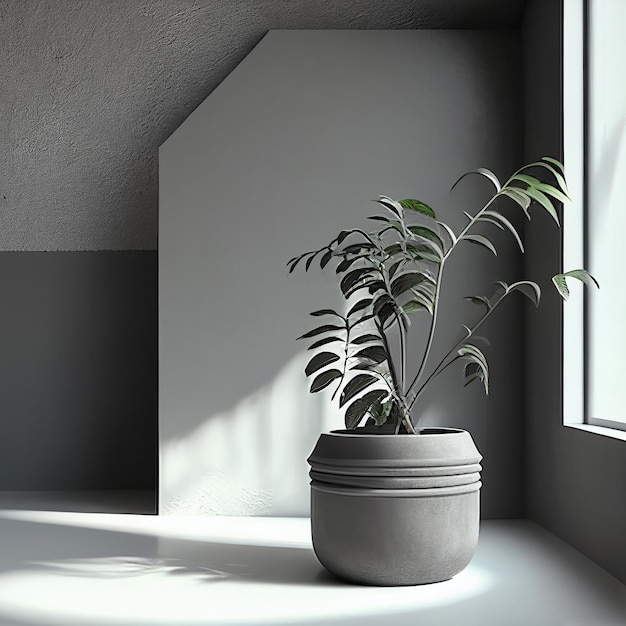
[159,29,525,517]
[0,0,523,495]
[522,0,626,585]
[0,252,157,490]
[0,0,524,251]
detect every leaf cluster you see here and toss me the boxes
[288,158,599,433]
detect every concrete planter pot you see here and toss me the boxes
[307,427,482,586]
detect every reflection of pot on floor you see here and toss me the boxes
[308,427,482,586]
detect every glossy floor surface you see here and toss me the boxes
[0,509,624,626]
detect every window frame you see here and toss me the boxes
[562,0,626,440]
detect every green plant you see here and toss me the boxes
[288,158,598,434]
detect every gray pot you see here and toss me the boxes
[307,427,482,586]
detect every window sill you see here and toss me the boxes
[564,423,626,443]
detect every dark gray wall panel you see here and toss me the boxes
[0,251,157,491]
[160,30,524,517]
[0,0,524,251]
[522,0,626,585]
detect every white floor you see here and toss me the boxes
[0,504,624,626]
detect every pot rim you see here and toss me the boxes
[328,427,466,437]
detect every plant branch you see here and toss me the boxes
[405,193,500,401]
[408,289,509,411]
[405,258,446,398]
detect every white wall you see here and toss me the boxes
[159,30,524,517]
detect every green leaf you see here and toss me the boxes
[534,182,570,205]
[305,252,318,271]
[464,295,491,311]
[562,269,600,288]
[524,162,570,199]
[408,288,434,315]
[407,225,445,256]
[390,272,426,298]
[458,344,489,395]
[402,300,427,313]
[367,280,387,295]
[367,396,395,427]
[340,267,373,296]
[462,233,498,256]
[310,369,343,393]
[335,256,359,273]
[342,242,378,255]
[287,255,305,273]
[345,278,383,299]
[384,243,403,257]
[451,167,502,193]
[373,294,394,316]
[310,309,342,318]
[538,158,570,197]
[376,196,402,218]
[319,249,333,269]
[297,324,344,340]
[508,281,541,307]
[351,362,379,371]
[352,334,381,345]
[398,198,437,219]
[307,336,343,350]
[552,269,600,301]
[411,244,442,264]
[437,221,457,249]
[339,374,378,408]
[510,173,542,187]
[481,210,524,253]
[552,274,569,300]
[349,313,375,327]
[336,230,351,245]
[305,352,341,377]
[353,345,387,364]
[375,301,397,325]
[347,298,373,317]
[524,186,560,225]
[498,188,532,218]
[543,156,564,171]
[388,260,404,278]
[344,389,389,429]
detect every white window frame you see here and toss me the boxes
[562,0,626,441]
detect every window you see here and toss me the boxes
[586,0,626,430]
[563,0,626,435]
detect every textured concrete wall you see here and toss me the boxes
[1,0,524,251]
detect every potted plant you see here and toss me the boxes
[288,158,598,586]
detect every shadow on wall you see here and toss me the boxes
[159,346,454,518]
[160,352,345,516]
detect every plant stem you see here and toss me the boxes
[331,318,350,402]
[376,319,400,398]
[408,290,508,411]
[405,194,500,401]
[406,258,446,399]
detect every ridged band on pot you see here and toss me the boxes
[307,427,482,586]
[309,461,482,477]
[310,470,481,491]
